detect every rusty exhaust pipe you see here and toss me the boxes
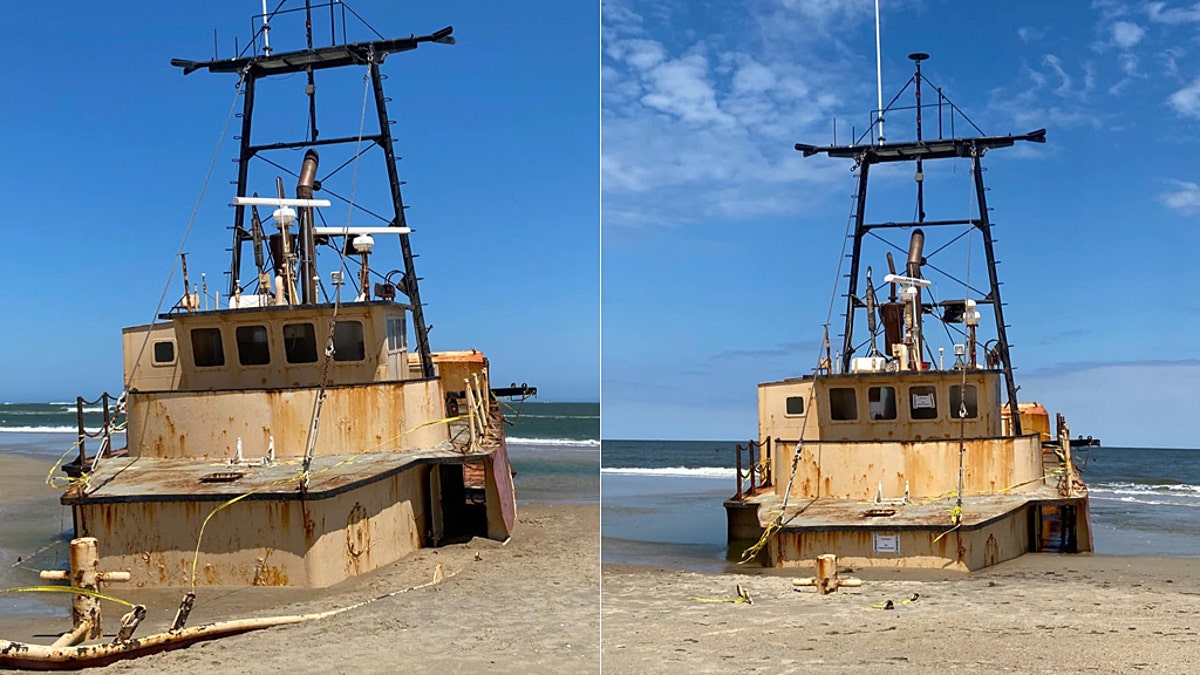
[296,150,319,304]
[905,228,926,368]
[905,228,925,278]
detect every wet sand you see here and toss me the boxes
[602,556,1200,674]
[1,450,600,674]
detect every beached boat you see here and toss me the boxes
[726,53,1093,572]
[48,6,533,591]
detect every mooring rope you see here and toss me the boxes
[124,71,248,396]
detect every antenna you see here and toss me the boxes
[261,0,272,56]
[909,52,929,223]
[874,0,884,144]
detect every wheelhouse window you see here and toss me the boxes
[868,386,897,420]
[909,385,938,420]
[152,340,175,365]
[283,323,318,363]
[950,385,979,419]
[190,328,225,368]
[386,317,407,352]
[333,321,365,362]
[828,388,858,421]
[785,396,805,416]
[235,325,271,365]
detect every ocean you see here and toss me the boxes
[0,400,598,618]
[601,440,1200,572]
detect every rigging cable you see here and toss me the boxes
[299,56,376,489]
[123,73,247,396]
[739,175,862,563]
[952,150,979,529]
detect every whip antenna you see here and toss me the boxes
[874,0,884,144]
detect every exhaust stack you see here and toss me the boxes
[906,229,926,368]
[296,150,319,304]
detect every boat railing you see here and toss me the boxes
[68,392,127,477]
[733,437,772,500]
[463,371,502,450]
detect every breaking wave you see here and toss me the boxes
[601,466,735,479]
[507,437,599,448]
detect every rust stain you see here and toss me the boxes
[346,502,370,575]
[984,533,999,567]
[302,502,317,542]
[202,563,218,586]
[252,565,289,586]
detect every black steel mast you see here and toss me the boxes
[172,21,454,379]
[795,55,1043,434]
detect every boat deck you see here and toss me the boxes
[738,484,1081,532]
[65,443,493,504]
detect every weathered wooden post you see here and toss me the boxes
[39,537,132,644]
[734,443,744,500]
[816,553,839,595]
[793,553,863,594]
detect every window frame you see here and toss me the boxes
[151,340,176,366]
[950,384,979,420]
[784,395,805,417]
[868,386,898,421]
[190,327,226,368]
[235,324,272,366]
[282,322,319,364]
[908,385,939,420]
[828,387,858,421]
[332,320,366,362]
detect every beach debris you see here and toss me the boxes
[170,592,197,631]
[687,584,753,605]
[866,594,920,610]
[113,605,147,644]
[2,567,463,669]
[792,554,863,594]
[37,536,133,643]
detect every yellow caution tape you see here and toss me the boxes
[688,595,750,604]
[0,585,134,607]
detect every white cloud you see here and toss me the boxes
[1110,20,1146,48]
[1118,52,1139,76]
[639,53,737,127]
[1167,76,1200,116]
[1017,26,1047,42]
[1160,47,1184,76]
[1043,54,1079,97]
[1146,1,1200,24]
[602,2,861,227]
[1091,0,1129,20]
[774,0,871,25]
[994,55,1103,130]
[1158,179,1200,212]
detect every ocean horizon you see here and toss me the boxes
[601,439,1200,571]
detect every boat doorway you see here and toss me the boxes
[428,463,489,545]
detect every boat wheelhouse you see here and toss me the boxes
[55,5,531,590]
[726,54,1092,572]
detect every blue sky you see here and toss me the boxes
[0,1,598,402]
[602,0,1200,448]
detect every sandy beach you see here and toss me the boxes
[1,490,599,674]
[602,556,1200,674]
